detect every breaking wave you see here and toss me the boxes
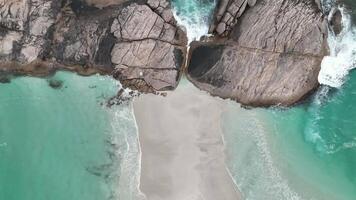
[319,1,356,87]
[171,0,216,43]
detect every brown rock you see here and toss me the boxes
[0,0,187,93]
[187,0,329,106]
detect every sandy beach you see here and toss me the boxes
[133,79,241,200]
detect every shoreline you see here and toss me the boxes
[133,79,241,200]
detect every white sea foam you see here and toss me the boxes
[171,0,216,43]
[223,106,302,200]
[107,88,144,200]
[319,5,356,88]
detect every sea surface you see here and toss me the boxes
[1,1,356,200]
[0,72,140,200]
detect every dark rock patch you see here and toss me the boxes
[69,0,99,16]
[188,44,224,78]
[330,8,343,35]
[0,75,11,84]
[174,48,185,70]
[48,79,64,89]
[94,32,116,68]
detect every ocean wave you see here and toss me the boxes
[106,90,144,200]
[171,0,216,43]
[223,107,302,200]
[319,3,356,88]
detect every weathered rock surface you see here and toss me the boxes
[0,0,187,92]
[0,0,330,106]
[187,0,329,106]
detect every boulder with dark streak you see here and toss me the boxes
[187,0,329,106]
[0,0,187,92]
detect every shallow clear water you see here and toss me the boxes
[0,72,139,200]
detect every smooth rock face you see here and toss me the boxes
[0,0,187,92]
[188,0,329,106]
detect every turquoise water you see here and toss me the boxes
[222,32,356,200]
[171,0,216,41]
[218,1,356,199]
[0,72,139,200]
[223,73,356,200]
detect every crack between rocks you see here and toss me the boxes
[228,42,325,59]
[119,37,185,47]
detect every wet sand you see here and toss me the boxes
[133,79,241,200]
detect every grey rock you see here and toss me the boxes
[110,3,187,91]
[0,0,187,92]
[187,0,329,106]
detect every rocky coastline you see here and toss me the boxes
[0,0,187,93]
[0,0,337,106]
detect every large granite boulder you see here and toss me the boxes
[0,0,187,92]
[187,0,329,106]
[110,2,187,91]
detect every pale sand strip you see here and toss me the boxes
[133,80,241,200]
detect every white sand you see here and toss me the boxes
[133,79,241,200]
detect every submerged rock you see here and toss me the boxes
[0,0,187,92]
[330,8,343,35]
[187,0,329,106]
[48,79,63,89]
[0,75,11,84]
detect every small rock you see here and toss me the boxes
[0,75,11,84]
[48,79,63,89]
[330,8,343,35]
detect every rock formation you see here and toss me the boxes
[187,0,329,106]
[0,0,187,92]
[1,0,331,106]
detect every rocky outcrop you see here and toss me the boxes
[187,0,329,106]
[0,0,330,106]
[0,0,187,92]
[209,0,257,36]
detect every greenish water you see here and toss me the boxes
[172,0,356,199]
[0,72,139,200]
[223,72,356,200]
[222,40,356,200]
